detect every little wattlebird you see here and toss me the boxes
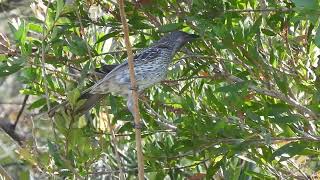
[49,31,199,117]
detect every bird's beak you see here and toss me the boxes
[186,34,200,41]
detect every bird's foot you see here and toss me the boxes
[132,122,143,129]
[129,85,139,91]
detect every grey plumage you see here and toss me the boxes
[49,31,198,117]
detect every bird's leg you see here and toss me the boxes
[129,85,139,91]
[127,94,143,129]
[127,95,134,115]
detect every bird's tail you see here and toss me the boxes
[75,93,105,115]
[48,64,118,117]
[48,93,105,117]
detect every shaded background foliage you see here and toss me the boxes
[1,0,320,179]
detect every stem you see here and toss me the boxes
[0,164,12,180]
[116,0,144,179]
[41,0,58,139]
[103,108,125,180]
[13,94,29,129]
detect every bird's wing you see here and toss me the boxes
[89,47,165,93]
[87,61,129,93]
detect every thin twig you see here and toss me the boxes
[140,100,177,131]
[29,62,80,78]
[30,116,40,153]
[95,49,140,56]
[93,129,175,136]
[287,159,310,180]
[0,102,29,105]
[156,136,320,160]
[13,95,29,129]
[225,8,291,13]
[174,158,210,170]
[76,10,95,73]
[40,0,57,139]
[221,71,318,120]
[117,0,144,179]
[0,164,12,180]
[102,109,125,180]
[161,75,217,84]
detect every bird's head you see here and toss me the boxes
[157,31,199,52]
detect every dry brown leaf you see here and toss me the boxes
[198,71,209,77]
[0,44,9,54]
[188,173,206,180]
[0,33,10,47]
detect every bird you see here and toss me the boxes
[49,31,199,117]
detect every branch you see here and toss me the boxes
[102,109,125,180]
[94,49,140,56]
[93,129,175,136]
[40,0,58,139]
[161,75,218,84]
[76,10,95,74]
[221,71,318,120]
[141,100,177,131]
[225,8,291,13]
[13,95,29,129]
[156,136,320,160]
[117,0,144,179]
[0,120,23,145]
[0,164,12,180]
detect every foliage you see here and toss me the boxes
[1,0,320,179]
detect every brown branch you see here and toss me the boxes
[117,0,144,179]
[13,95,29,129]
[0,120,23,145]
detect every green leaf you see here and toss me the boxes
[270,114,304,124]
[271,141,318,161]
[68,128,83,148]
[8,20,27,44]
[158,23,184,32]
[292,0,319,9]
[207,156,225,177]
[55,0,65,20]
[246,16,262,39]
[18,148,37,165]
[261,28,276,36]
[244,171,275,180]
[67,88,81,108]
[19,170,30,180]
[47,140,64,167]
[314,25,320,48]
[0,63,23,77]
[67,36,88,56]
[274,73,288,95]
[205,87,227,114]
[54,113,67,135]
[0,54,7,62]
[215,81,248,93]
[95,31,121,44]
[28,23,43,33]
[46,8,55,28]
[28,98,47,109]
